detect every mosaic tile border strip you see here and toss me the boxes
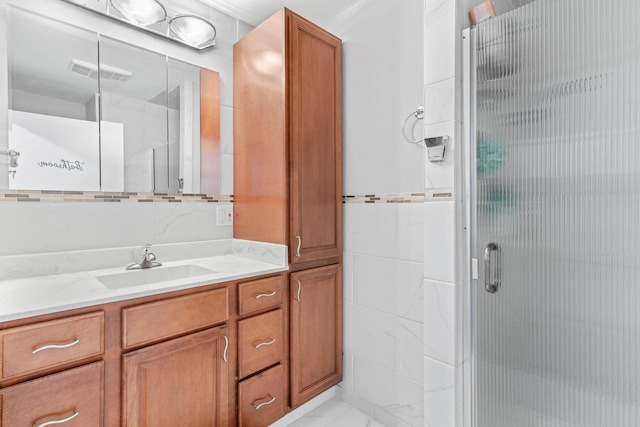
[343,193,426,203]
[0,191,233,203]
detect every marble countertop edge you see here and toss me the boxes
[0,240,289,323]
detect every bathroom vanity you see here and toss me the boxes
[0,6,342,427]
[0,242,290,426]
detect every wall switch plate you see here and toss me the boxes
[217,205,233,225]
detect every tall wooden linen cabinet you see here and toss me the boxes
[233,7,343,414]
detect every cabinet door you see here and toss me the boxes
[288,12,343,265]
[122,327,230,427]
[290,265,342,407]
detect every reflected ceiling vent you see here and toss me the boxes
[68,59,133,82]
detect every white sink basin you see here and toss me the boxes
[97,264,217,289]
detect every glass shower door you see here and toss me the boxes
[472,0,640,425]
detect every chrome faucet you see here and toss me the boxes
[126,244,162,270]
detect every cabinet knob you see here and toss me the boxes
[295,236,302,258]
[222,336,229,363]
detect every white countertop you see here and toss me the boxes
[0,239,289,322]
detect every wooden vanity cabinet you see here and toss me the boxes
[233,8,343,267]
[120,287,232,427]
[290,265,342,407]
[234,8,343,411]
[121,327,230,427]
[236,276,287,426]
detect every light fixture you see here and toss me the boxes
[169,15,216,48]
[109,0,167,27]
[60,0,216,50]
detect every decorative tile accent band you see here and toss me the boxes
[0,190,234,203]
[2,191,431,204]
[343,193,426,203]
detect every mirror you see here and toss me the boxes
[6,7,220,193]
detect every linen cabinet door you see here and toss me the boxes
[289,264,342,407]
[288,11,342,266]
[121,327,230,427]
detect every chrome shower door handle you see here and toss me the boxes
[484,243,501,294]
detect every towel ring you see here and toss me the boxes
[402,106,424,144]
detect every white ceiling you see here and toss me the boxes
[198,0,364,27]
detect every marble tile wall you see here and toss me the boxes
[325,1,426,426]
[0,0,245,256]
[342,203,425,427]
[423,0,463,426]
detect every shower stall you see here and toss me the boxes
[465,0,640,425]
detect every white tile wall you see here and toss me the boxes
[423,0,463,425]
[423,279,456,365]
[423,356,456,427]
[352,356,424,427]
[326,0,427,424]
[341,201,425,426]
[344,203,424,263]
[325,0,425,196]
[423,201,456,282]
[344,302,398,372]
[0,201,232,256]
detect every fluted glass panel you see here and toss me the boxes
[473,0,640,426]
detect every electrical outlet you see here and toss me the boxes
[217,205,233,226]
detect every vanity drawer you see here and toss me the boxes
[0,312,104,380]
[122,287,228,349]
[238,275,284,315]
[1,361,104,427]
[238,309,284,379]
[238,364,285,427]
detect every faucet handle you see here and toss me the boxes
[141,244,152,255]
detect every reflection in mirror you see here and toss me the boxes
[168,58,201,194]
[8,8,101,191]
[5,7,220,194]
[99,36,167,192]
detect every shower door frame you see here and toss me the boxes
[461,26,479,427]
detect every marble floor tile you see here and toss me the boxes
[286,398,387,427]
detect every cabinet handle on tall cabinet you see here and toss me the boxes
[296,280,302,302]
[296,236,301,257]
[34,409,79,427]
[223,336,229,362]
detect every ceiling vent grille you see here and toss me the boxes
[68,59,133,82]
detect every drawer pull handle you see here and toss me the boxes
[223,336,229,363]
[296,280,301,302]
[252,395,276,410]
[32,338,80,354]
[296,236,301,257]
[34,410,78,427]
[254,338,276,349]
[255,291,277,299]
